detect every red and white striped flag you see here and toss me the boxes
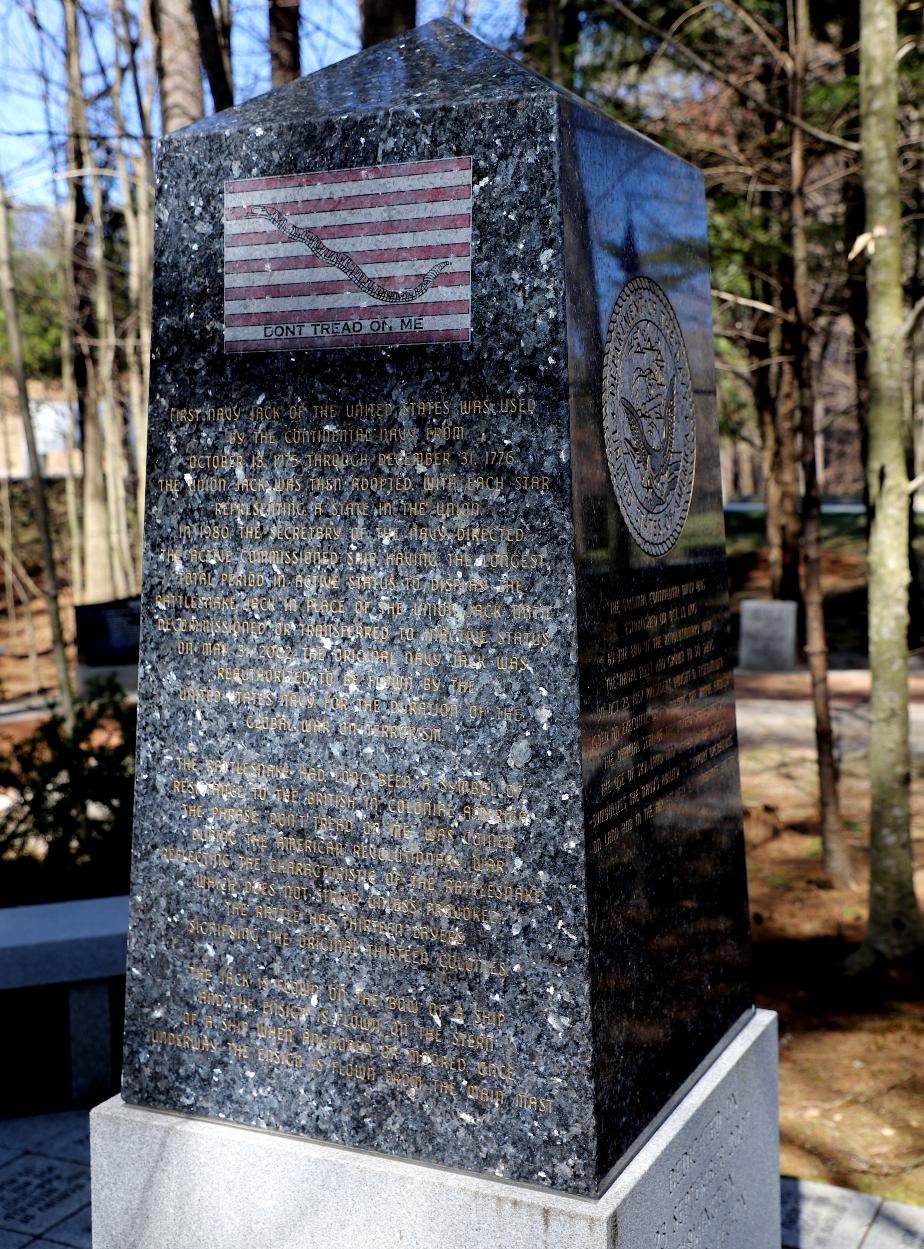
[223,156,473,352]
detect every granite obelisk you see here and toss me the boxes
[92,21,779,1248]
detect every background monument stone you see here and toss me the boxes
[92,19,778,1247]
[738,598,799,671]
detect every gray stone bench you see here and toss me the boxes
[0,896,128,1105]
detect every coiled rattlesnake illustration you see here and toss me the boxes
[248,204,451,304]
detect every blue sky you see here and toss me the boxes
[0,0,522,207]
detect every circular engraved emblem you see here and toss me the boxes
[602,276,696,557]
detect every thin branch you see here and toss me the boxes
[903,294,924,341]
[0,536,42,601]
[717,354,795,374]
[601,0,860,153]
[736,429,762,451]
[661,2,714,48]
[722,0,791,71]
[805,163,862,196]
[712,288,795,320]
[715,327,772,344]
[0,128,155,141]
[53,166,145,186]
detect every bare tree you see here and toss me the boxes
[58,234,83,605]
[63,0,114,605]
[26,0,85,607]
[149,0,205,131]
[190,0,233,110]
[359,0,415,48]
[788,0,851,885]
[768,346,802,604]
[0,400,15,634]
[120,0,156,557]
[751,304,801,603]
[96,0,155,565]
[269,0,300,87]
[0,181,74,728]
[70,3,135,599]
[856,0,924,966]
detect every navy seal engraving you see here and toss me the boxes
[602,276,696,557]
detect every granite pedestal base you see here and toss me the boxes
[91,1010,778,1249]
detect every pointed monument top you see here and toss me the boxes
[175,20,557,140]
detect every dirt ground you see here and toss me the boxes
[727,532,924,1204]
[742,733,924,1205]
[0,591,76,708]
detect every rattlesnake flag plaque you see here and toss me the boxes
[223,155,473,351]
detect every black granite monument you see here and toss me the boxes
[122,20,752,1197]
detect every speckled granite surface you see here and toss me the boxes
[121,20,751,1195]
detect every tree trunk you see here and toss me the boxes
[60,291,83,604]
[269,0,300,86]
[547,0,561,83]
[107,0,152,579]
[789,0,852,885]
[521,0,581,87]
[842,2,869,451]
[81,359,112,603]
[57,168,82,602]
[217,0,232,98]
[62,0,114,605]
[150,0,204,132]
[860,0,924,962]
[190,0,233,111]
[359,0,415,48]
[125,0,156,558]
[0,402,16,636]
[773,335,803,602]
[0,182,74,728]
[735,438,756,497]
[759,406,785,589]
[904,103,924,646]
[751,306,788,597]
[522,0,548,73]
[770,195,802,605]
[68,2,135,600]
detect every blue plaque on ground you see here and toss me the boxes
[121,20,752,1196]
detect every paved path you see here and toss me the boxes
[0,1110,922,1247]
[781,1177,924,1248]
[0,1112,89,1248]
[736,699,924,761]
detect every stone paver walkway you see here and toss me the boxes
[781,1177,924,1247]
[0,1111,922,1246]
[0,1112,90,1248]
[735,698,924,760]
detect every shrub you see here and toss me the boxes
[0,677,136,907]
